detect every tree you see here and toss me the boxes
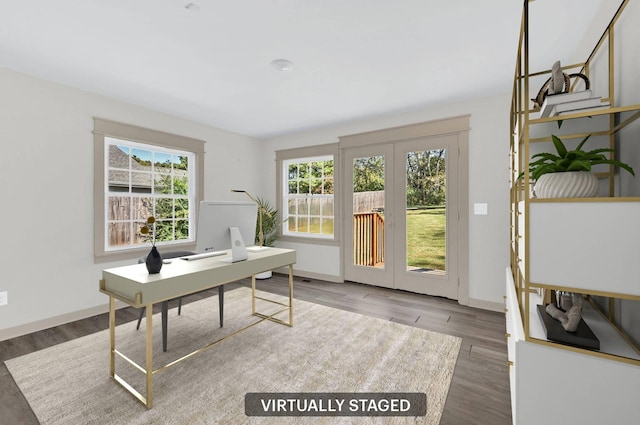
[353,156,384,192]
[153,173,190,242]
[351,151,446,206]
[406,150,446,207]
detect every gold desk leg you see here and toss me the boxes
[251,274,256,314]
[109,297,116,377]
[145,303,153,409]
[251,265,294,327]
[288,264,294,326]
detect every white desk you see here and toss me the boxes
[99,247,296,409]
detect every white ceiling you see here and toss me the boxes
[0,0,612,139]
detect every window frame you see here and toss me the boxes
[276,143,340,246]
[94,118,204,262]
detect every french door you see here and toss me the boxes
[342,135,460,299]
[343,144,395,288]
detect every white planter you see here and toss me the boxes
[255,270,272,280]
[533,171,598,198]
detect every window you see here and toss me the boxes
[106,140,193,249]
[284,156,334,237]
[276,144,339,243]
[94,118,204,260]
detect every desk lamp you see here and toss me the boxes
[231,189,272,248]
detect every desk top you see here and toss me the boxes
[100,247,296,306]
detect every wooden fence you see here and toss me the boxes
[353,190,384,213]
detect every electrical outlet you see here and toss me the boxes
[474,203,488,215]
[0,291,7,306]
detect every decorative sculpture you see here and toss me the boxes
[545,292,584,332]
[531,60,591,108]
[549,60,565,94]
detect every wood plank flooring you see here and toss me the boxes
[0,275,511,425]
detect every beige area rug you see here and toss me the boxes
[6,287,461,425]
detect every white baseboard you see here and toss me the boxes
[0,300,129,342]
[278,269,503,312]
[467,297,503,313]
[272,267,343,283]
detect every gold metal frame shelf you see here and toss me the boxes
[509,0,640,366]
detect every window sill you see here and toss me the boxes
[94,241,197,264]
[277,235,339,247]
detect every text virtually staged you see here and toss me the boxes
[245,392,427,417]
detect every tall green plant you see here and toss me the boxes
[255,197,284,247]
[523,134,634,181]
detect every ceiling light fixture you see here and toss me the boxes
[185,2,198,10]
[270,59,294,72]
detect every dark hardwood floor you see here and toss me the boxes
[0,275,511,425]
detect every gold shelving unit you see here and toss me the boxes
[509,0,640,365]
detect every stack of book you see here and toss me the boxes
[538,90,609,118]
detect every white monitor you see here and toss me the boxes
[195,201,257,262]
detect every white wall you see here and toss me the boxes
[0,68,263,337]
[0,68,512,339]
[263,93,512,310]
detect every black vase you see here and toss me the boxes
[145,246,163,274]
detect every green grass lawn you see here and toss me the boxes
[406,208,446,271]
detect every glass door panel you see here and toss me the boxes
[352,155,385,269]
[343,144,394,288]
[405,149,447,275]
[393,136,458,299]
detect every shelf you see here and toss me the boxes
[529,103,640,125]
[510,0,639,367]
[525,200,640,297]
[527,292,640,361]
[508,270,640,361]
[508,0,640,422]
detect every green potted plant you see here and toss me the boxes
[255,197,281,248]
[254,197,285,279]
[522,134,635,198]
